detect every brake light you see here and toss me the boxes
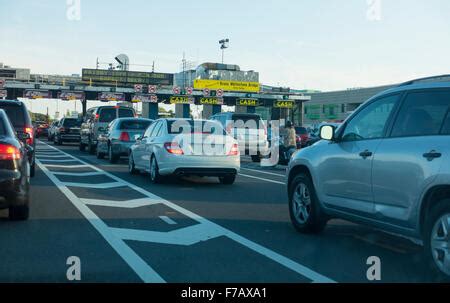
[228,143,239,156]
[119,132,130,142]
[94,114,100,122]
[0,144,21,161]
[24,127,34,145]
[164,142,184,155]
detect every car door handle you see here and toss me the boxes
[423,150,442,161]
[359,150,373,159]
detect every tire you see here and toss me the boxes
[88,138,96,155]
[219,174,236,185]
[96,144,105,159]
[424,199,450,281]
[79,143,86,152]
[8,190,30,221]
[108,145,119,164]
[251,155,261,163]
[128,153,138,175]
[288,173,327,234]
[149,156,163,184]
[29,161,35,178]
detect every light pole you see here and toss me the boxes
[219,39,229,64]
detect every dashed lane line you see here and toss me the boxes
[238,173,285,185]
[35,141,335,283]
[240,167,286,177]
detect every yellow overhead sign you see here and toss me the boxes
[199,97,224,105]
[194,79,260,93]
[170,96,195,104]
[274,100,295,109]
[237,98,259,107]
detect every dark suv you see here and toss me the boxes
[0,100,35,177]
[80,106,136,154]
[53,117,82,145]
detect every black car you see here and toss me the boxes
[0,100,35,177]
[53,117,82,145]
[0,109,31,220]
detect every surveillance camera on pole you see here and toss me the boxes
[219,39,230,64]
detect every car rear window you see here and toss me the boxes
[63,119,82,127]
[119,108,135,118]
[119,120,152,130]
[295,127,308,135]
[0,104,25,127]
[231,114,263,129]
[168,120,226,135]
[98,108,116,123]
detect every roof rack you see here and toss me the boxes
[398,74,450,87]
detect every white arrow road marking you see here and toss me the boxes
[63,181,124,189]
[81,198,160,208]
[35,142,335,283]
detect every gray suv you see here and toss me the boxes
[80,106,135,154]
[287,75,450,278]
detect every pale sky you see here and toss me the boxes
[2,0,450,117]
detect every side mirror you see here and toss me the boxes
[134,134,142,141]
[320,125,335,141]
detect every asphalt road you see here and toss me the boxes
[0,140,441,283]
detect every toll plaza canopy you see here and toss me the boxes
[1,68,311,122]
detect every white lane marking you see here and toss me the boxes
[52,171,104,177]
[37,141,335,283]
[39,159,82,163]
[82,198,160,208]
[238,173,285,185]
[63,181,125,189]
[111,224,223,246]
[241,167,286,177]
[36,159,165,283]
[159,216,177,225]
[37,155,73,158]
[43,164,90,168]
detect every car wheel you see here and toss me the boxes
[108,145,119,164]
[88,139,96,155]
[219,174,236,185]
[8,190,30,221]
[149,156,162,184]
[424,199,450,281]
[128,153,138,175]
[30,161,35,178]
[79,143,86,151]
[289,173,327,234]
[251,155,261,163]
[96,144,105,159]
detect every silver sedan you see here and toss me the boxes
[97,118,154,163]
[129,118,240,184]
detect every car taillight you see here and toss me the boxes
[0,144,21,161]
[119,132,130,142]
[164,142,184,155]
[24,127,34,145]
[94,114,100,122]
[228,143,239,156]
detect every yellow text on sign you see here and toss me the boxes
[194,79,260,93]
[170,96,194,104]
[274,101,295,109]
[237,98,259,107]
[200,97,223,105]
